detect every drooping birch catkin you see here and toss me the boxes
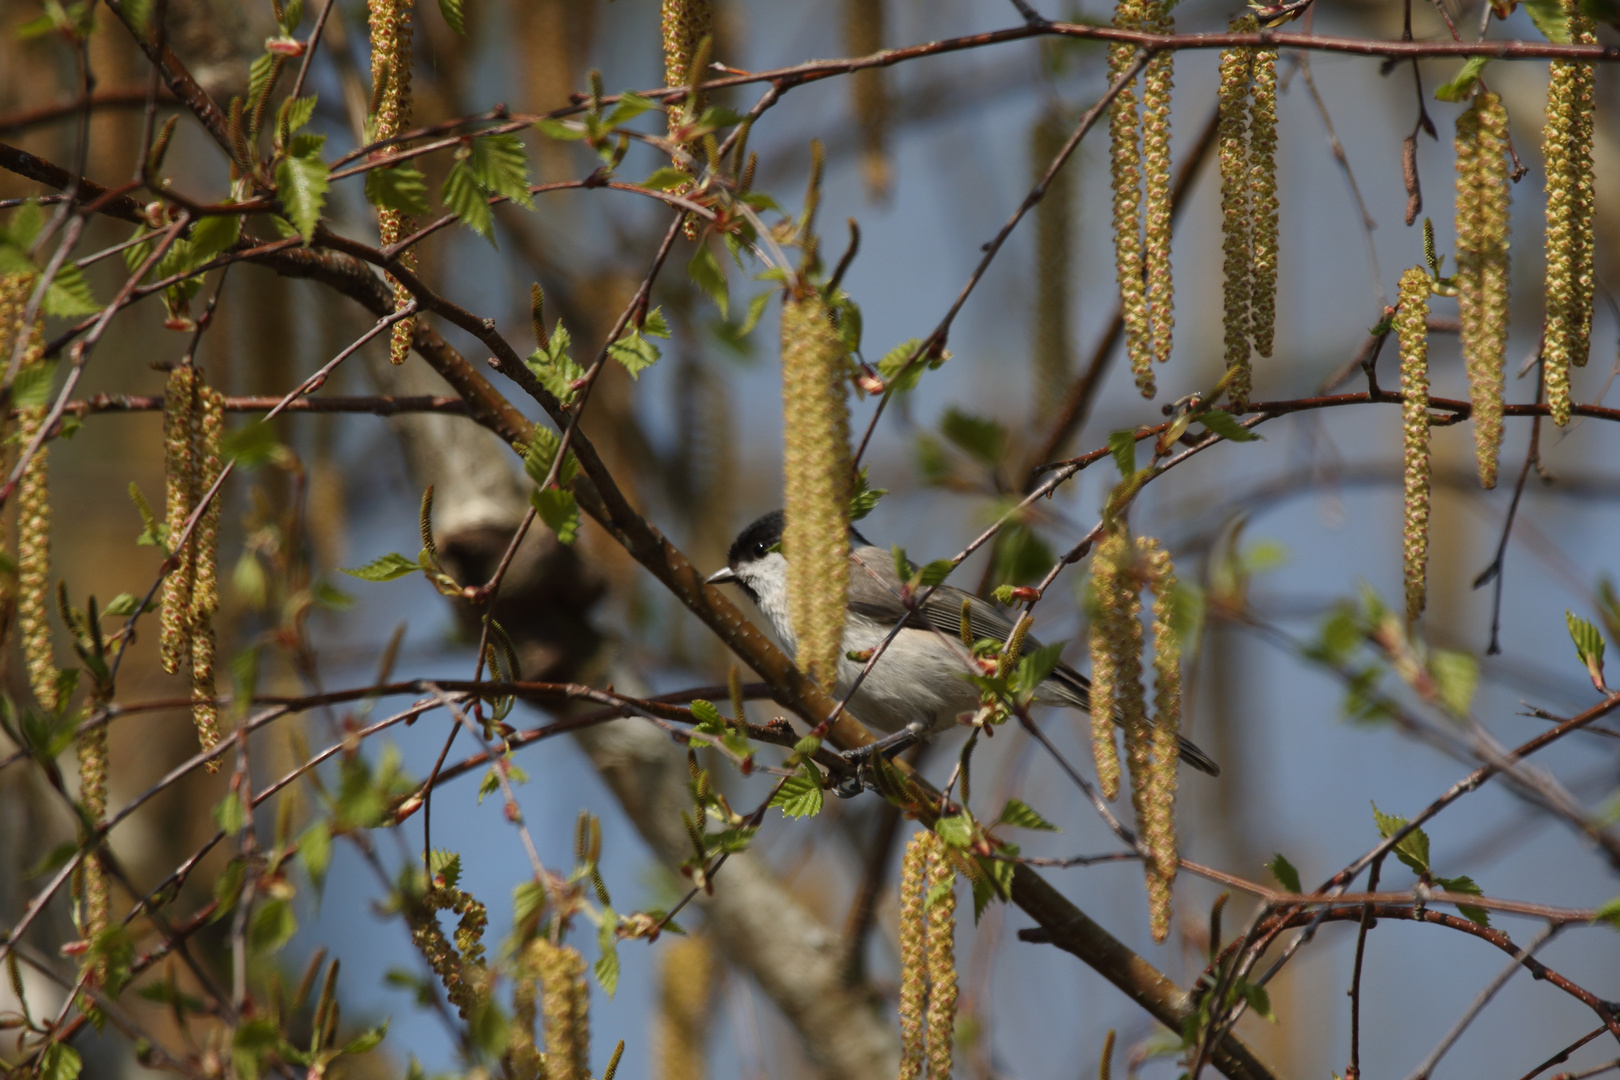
[1087,526,1135,801]
[368,0,417,364]
[923,840,957,1080]
[1141,0,1175,376]
[189,386,225,763]
[897,831,929,1080]
[662,0,713,238]
[1109,0,1152,398]
[845,0,889,200]
[77,722,109,977]
[656,935,714,1080]
[1247,41,1280,361]
[1454,93,1510,488]
[1141,539,1181,943]
[532,939,589,1080]
[780,289,850,689]
[510,960,543,1080]
[160,365,199,675]
[1540,14,1596,423]
[0,277,24,646]
[1568,19,1597,370]
[1031,107,1075,420]
[7,276,57,713]
[1217,22,1256,408]
[1397,268,1432,624]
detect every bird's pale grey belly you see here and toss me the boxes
[834,614,981,734]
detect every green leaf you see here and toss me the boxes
[1371,802,1430,876]
[1239,980,1276,1022]
[1566,610,1607,690]
[642,306,671,338]
[1436,874,1490,926]
[4,200,43,248]
[1523,0,1572,42]
[213,790,248,835]
[441,159,494,242]
[468,997,510,1059]
[1108,429,1137,478]
[534,118,587,142]
[122,0,156,35]
[607,326,660,378]
[11,361,56,410]
[876,338,941,394]
[849,467,887,522]
[688,242,728,318]
[189,214,243,263]
[1266,853,1302,893]
[1435,57,1490,102]
[477,766,499,804]
[1429,649,1478,717]
[990,522,1054,589]
[1595,895,1620,930]
[38,1042,81,1080]
[915,560,954,588]
[248,897,298,955]
[530,486,580,545]
[341,552,419,582]
[248,53,280,113]
[1197,409,1261,443]
[996,798,1058,831]
[594,917,620,996]
[365,163,431,217]
[769,763,825,818]
[281,0,305,32]
[604,92,656,129]
[522,426,579,487]
[300,819,332,892]
[212,858,246,921]
[275,139,330,242]
[940,408,1006,468]
[1012,642,1065,697]
[469,133,534,209]
[689,698,723,731]
[735,291,772,338]
[279,94,318,136]
[339,1021,389,1057]
[438,0,465,34]
[642,166,691,191]
[222,421,282,468]
[934,813,974,849]
[527,323,583,403]
[430,849,463,889]
[41,263,100,316]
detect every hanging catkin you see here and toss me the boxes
[368,0,417,363]
[1087,525,1137,801]
[1397,268,1432,624]
[1454,93,1510,487]
[898,830,957,1080]
[7,275,58,712]
[655,936,714,1080]
[1141,0,1175,376]
[1541,13,1596,425]
[1139,539,1181,942]
[160,366,200,675]
[1247,40,1280,361]
[190,387,225,763]
[662,0,713,239]
[897,832,928,1080]
[1216,22,1256,408]
[1109,0,1152,398]
[922,839,957,1080]
[780,287,851,689]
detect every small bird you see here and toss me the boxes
[706,510,1220,776]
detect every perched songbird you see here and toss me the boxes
[706,510,1219,776]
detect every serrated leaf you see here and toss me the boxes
[689,698,723,731]
[441,159,494,242]
[642,166,691,191]
[1108,429,1137,478]
[429,849,462,889]
[642,306,671,338]
[12,362,56,410]
[996,797,1058,831]
[42,263,100,316]
[1197,409,1261,443]
[530,486,580,545]
[1013,641,1065,697]
[595,918,620,996]
[279,94,318,135]
[341,552,419,582]
[38,1043,81,1080]
[438,0,465,34]
[940,408,1006,468]
[275,143,330,242]
[735,290,772,338]
[1436,874,1490,926]
[477,766,499,804]
[769,764,825,818]
[607,326,660,377]
[522,427,579,487]
[365,162,430,216]
[1267,853,1302,893]
[469,133,534,209]
[1566,611,1607,691]
[604,92,656,129]
[1523,0,1572,41]
[1429,649,1479,717]
[916,559,955,588]
[1371,802,1430,876]
[688,242,728,318]
[1435,57,1490,102]
[248,53,280,112]
[934,813,974,849]
[527,324,584,403]
[248,898,297,955]
[849,466,887,522]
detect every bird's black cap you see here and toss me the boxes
[727,510,785,566]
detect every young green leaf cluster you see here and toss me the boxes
[1540,14,1598,425]
[1396,267,1432,624]
[1454,93,1511,487]
[1215,16,1279,409]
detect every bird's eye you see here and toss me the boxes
[753,542,766,557]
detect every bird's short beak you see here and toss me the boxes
[706,567,739,586]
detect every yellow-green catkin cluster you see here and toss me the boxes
[898,830,957,1080]
[1454,93,1510,487]
[656,935,714,1080]
[2,274,58,713]
[1397,268,1432,624]
[1108,0,1172,399]
[1031,107,1075,419]
[780,289,851,690]
[1087,525,1139,801]
[532,939,590,1080]
[368,0,417,364]
[662,0,713,239]
[1215,16,1278,409]
[159,366,225,762]
[408,881,489,1019]
[1541,14,1597,426]
[1137,539,1181,942]
[76,722,109,970]
[845,0,890,200]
